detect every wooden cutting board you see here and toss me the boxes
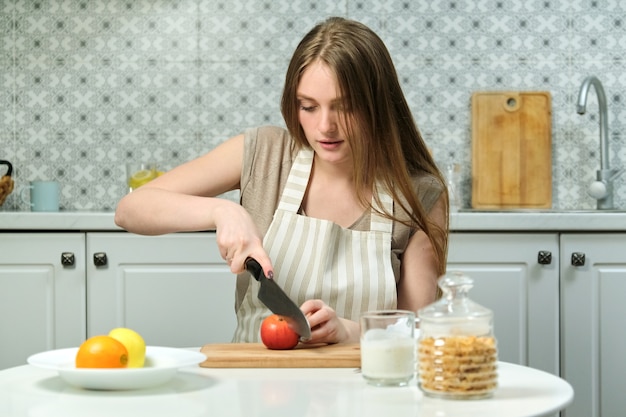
[199,343,361,368]
[471,91,552,209]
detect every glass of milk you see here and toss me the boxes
[360,310,416,387]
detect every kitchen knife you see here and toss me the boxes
[245,257,311,340]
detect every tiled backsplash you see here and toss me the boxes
[1,0,625,211]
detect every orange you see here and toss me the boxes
[75,335,129,368]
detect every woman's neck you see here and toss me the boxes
[302,157,370,228]
[311,153,354,181]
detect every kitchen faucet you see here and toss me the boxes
[576,76,625,210]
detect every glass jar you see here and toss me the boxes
[417,271,498,399]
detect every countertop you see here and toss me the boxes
[0,211,122,231]
[2,210,626,231]
[0,361,573,417]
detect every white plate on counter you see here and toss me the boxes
[27,346,206,390]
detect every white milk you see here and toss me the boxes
[361,336,416,380]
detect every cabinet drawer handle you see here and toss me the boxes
[571,252,586,267]
[61,252,75,266]
[537,250,552,265]
[93,252,108,267]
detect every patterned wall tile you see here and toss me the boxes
[196,60,285,135]
[197,0,347,63]
[1,0,626,212]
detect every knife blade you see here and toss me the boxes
[245,257,311,341]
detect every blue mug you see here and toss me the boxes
[20,181,60,212]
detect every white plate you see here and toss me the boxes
[27,346,207,390]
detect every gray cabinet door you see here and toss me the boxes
[0,233,86,370]
[561,233,626,417]
[86,232,236,348]
[447,232,560,375]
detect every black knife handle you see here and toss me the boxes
[245,257,264,282]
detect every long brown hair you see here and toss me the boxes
[281,17,449,277]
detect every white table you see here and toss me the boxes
[0,361,572,417]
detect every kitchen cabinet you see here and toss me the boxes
[560,233,626,417]
[449,231,626,417]
[0,233,85,370]
[447,233,560,376]
[0,232,236,370]
[86,232,236,347]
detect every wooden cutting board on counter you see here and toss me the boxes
[471,91,552,209]
[199,343,360,368]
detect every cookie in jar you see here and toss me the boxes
[417,271,498,399]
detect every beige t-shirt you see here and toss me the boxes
[236,125,444,309]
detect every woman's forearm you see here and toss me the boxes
[114,187,238,235]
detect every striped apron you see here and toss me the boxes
[232,149,397,342]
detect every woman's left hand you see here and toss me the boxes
[299,299,360,344]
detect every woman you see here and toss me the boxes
[115,17,449,344]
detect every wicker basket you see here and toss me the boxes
[0,160,14,206]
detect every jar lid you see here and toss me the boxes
[418,271,492,323]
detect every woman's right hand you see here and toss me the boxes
[213,200,273,276]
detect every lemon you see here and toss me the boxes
[128,169,156,190]
[108,327,146,368]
